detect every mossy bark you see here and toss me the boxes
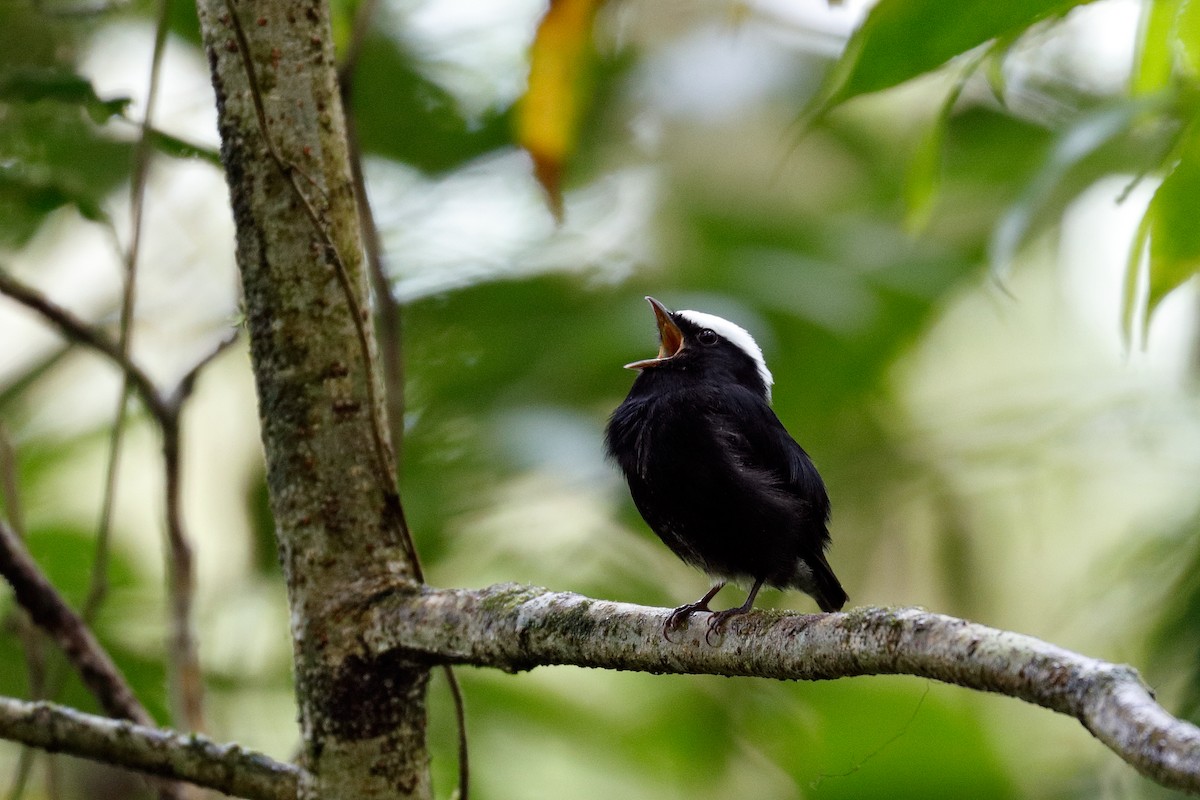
[194,1,430,797]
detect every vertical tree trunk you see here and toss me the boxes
[194,1,430,797]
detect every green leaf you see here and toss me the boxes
[815,0,1093,113]
[1134,0,1183,94]
[0,162,111,245]
[0,66,130,123]
[0,4,77,74]
[1121,206,1153,346]
[983,37,1015,106]
[1144,137,1200,324]
[147,127,223,167]
[989,99,1152,277]
[1180,0,1200,75]
[904,118,947,234]
[904,56,984,233]
[0,97,133,245]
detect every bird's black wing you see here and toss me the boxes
[706,385,831,536]
[709,385,845,608]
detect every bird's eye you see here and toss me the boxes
[697,329,718,346]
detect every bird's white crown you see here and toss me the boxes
[678,309,774,400]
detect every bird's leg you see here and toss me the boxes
[663,582,725,640]
[705,577,766,644]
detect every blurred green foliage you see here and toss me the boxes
[821,0,1103,111]
[1,1,1199,799]
[350,33,513,172]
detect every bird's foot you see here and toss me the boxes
[704,606,752,645]
[662,601,712,641]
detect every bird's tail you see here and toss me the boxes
[808,551,848,612]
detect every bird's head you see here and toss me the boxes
[625,296,774,401]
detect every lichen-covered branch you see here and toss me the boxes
[0,696,307,800]
[6,577,1198,795]
[365,583,1200,794]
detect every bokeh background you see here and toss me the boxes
[2,0,1200,798]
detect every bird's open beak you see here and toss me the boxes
[624,296,684,370]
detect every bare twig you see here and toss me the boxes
[0,345,70,413]
[0,316,232,800]
[7,625,48,800]
[124,0,210,738]
[85,0,172,620]
[0,514,183,799]
[0,520,153,726]
[337,0,402,457]
[168,332,239,411]
[84,0,171,658]
[152,333,239,743]
[0,428,47,800]
[0,266,239,741]
[127,0,170,267]
[0,270,166,420]
[338,0,379,86]
[341,71,405,464]
[0,427,25,537]
[85,398,127,623]
[148,332,239,739]
[157,412,203,734]
[366,584,1200,794]
[440,664,469,800]
[0,696,307,800]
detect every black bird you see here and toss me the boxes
[606,297,847,639]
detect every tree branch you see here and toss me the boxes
[0,269,167,421]
[337,0,406,468]
[365,583,1200,794]
[0,267,239,743]
[0,519,153,727]
[83,0,170,665]
[0,696,307,800]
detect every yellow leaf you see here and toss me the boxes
[517,0,606,221]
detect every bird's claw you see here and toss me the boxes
[703,608,749,645]
[664,602,752,644]
[662,602,711,641]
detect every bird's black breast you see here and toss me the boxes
[605,382,830,586]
